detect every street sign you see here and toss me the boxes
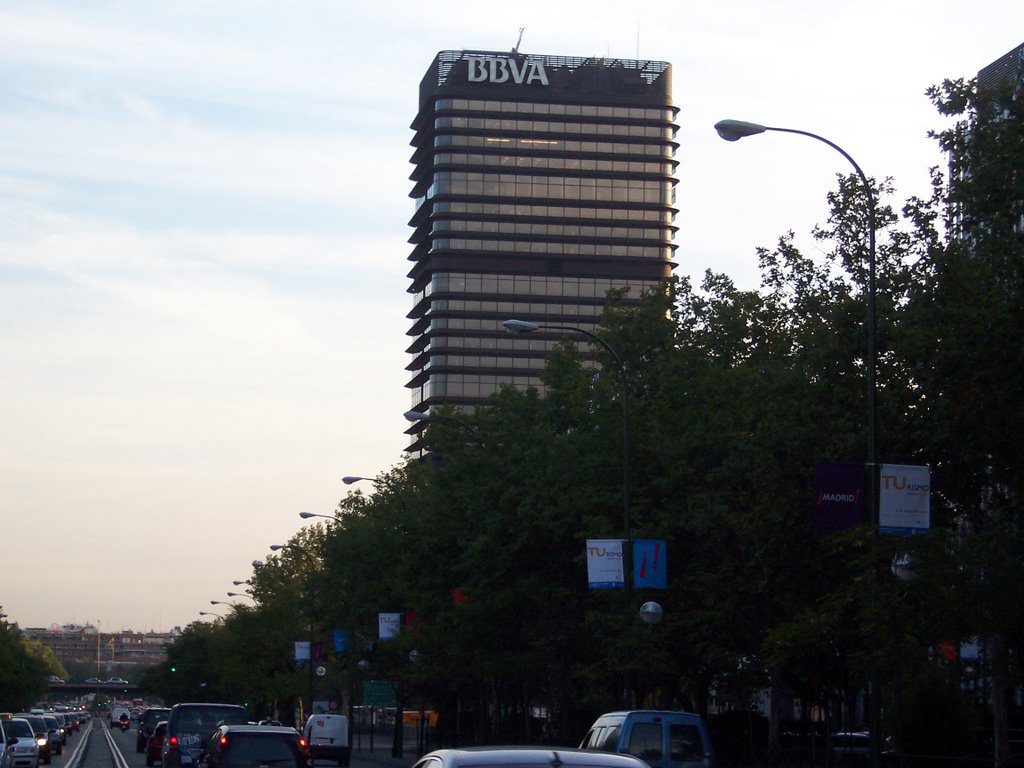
[362,679,395,707]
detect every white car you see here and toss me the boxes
[1,717,41,768]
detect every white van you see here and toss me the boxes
[580,710,714,768]
[303,714,350,767]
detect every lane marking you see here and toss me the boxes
[63,718,93,768]
[99,722,132,768]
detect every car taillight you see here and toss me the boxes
[169,735,179,751]
[298,738,307,748]
[219,737,228,746]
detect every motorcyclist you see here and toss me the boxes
[119,712,130,731]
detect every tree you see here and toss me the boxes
[0,612,49,709]
[900,74,1024,765]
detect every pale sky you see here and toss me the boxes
[2,0,1021,633]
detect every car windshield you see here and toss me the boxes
[178,707,248,733]
[5,720,34,738]
[21,717,45,733]
[221,735,302,768]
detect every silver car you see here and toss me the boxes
[411,747,652,768]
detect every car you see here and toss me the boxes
[38,718,61,757]
[138,708,172,752]
[146,722,168,767]
[14,716,49,766]
[196,725,310,768]
[1,717,41,768]
[161,702,248,768]
[86,678,101,684]
[411,747,653,768]
[303,714,349,766]
[830,732,870,768]
[50,716,69,744]
[580,710,714,768]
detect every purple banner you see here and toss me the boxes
[813,462,864,532]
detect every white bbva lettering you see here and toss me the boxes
[467,57,488,82]
[466,56,550,86]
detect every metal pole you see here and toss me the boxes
[752,125,880,768]
[509,322,633,705]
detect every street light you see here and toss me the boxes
[299,511,336,522]
[232,579,251,586]
[199,611,223,619]
[210,600,237,608]
[714,118,880,765]
[712,119,877,477]
[503,317,634,705]
[226,592,254,600]
[404,409,477,431]
[342,476,374,486]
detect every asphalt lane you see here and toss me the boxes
[61,716,143,768]
[58,715,419,768]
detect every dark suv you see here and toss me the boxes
[197,725,310,768]
[161,703,248,768]
[138,708,172,752]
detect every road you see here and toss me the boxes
[57,715,418,768]
[58,717,144,768]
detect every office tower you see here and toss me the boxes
[406,50,678,447]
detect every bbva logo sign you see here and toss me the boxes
[467,55,550,86]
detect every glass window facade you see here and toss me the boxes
[407,51,678,448]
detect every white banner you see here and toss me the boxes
[586,539,624,589]
[879,464,931,535]
[378,612,401,641]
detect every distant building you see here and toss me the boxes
[23,623,176,668]
[977,41,1024,100]
[406,49,679,449]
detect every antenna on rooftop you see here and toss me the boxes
[511,27,524,54]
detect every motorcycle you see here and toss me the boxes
[119,715,130,732]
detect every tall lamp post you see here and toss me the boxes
[712,119,877,476]
[713,118,880,766]
[271,542,318,724]
[502,318,634,706]
[342,474,407,757]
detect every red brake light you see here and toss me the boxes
[219,736,228,746]
[298,738,307,748]
[169,735,179,748]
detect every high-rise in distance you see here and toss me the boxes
[406,50,679,448]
